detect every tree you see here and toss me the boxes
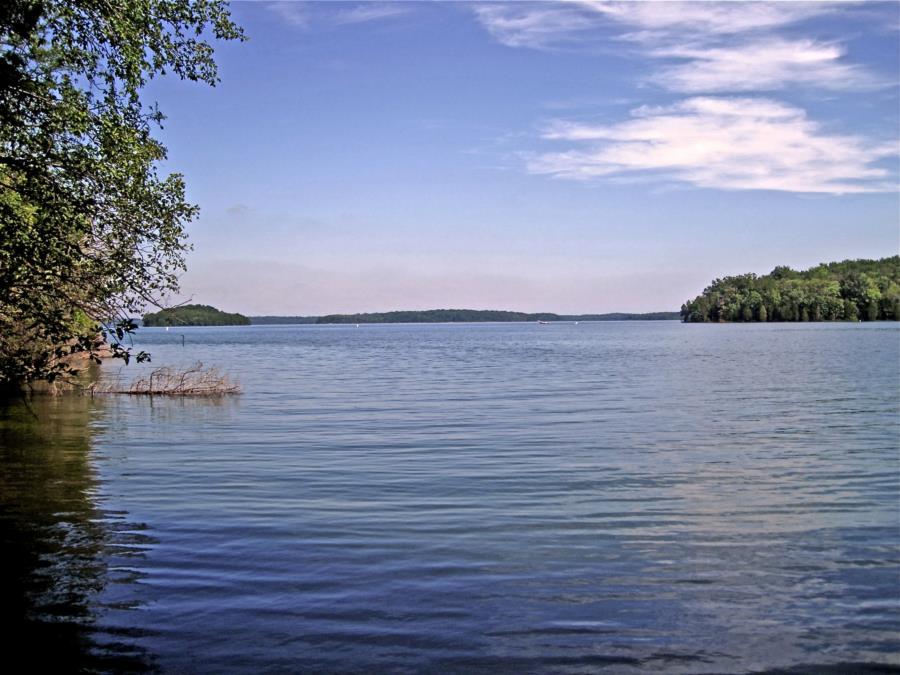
[770,265,795,279]
[864,299,879,321]
[0,0,243,386]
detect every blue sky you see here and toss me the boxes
[148,1,899,315]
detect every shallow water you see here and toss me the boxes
[2,322,898,672]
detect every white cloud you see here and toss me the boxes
[471,2,896,194]
[267,1,308,28]
[650,38,883,92]
[266,1,409,29]
[471,2,883,94]
[579,1,837,36]
[472,3,599,49]
[472,1,842,50]
[530,97,896,193]
[333,3,411,25]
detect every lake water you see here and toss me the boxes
[2,322,898,673]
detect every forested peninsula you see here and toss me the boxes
[681,257,900,323]
[143,305,250,327]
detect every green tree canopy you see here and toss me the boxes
[681,257,900,323]
[143,304,249,327]
[0,0,242,386]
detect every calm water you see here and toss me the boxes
[2,322,898,673]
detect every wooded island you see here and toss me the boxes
[143,305,250,327]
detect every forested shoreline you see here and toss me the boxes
[681,257,900,323]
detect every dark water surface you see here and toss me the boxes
[2,322,898,673]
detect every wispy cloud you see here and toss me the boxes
[650,38,884,93]
[472,1,842,50]
[472,3,598,49]
[472,2,896,194]
[471,1,883,94]
[589,2,887,94]
[266,1,410,29]
[580,1,838,36]
[333,3,411,25]
[530,98,896,194]
[267,1,308,28]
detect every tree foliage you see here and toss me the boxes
[681,257,900,323]
[0,0,242,386]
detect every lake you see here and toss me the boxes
[2,322,898,673]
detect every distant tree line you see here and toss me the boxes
[681,257,900,323]
[143,305,249,327]
[312,310,680,324]
[249,316,319,324]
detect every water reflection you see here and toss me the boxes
[0,394,156,672]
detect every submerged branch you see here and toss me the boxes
[92,362,240,396]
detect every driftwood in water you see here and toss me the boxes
[93,362,239,396]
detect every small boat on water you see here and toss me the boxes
[538,320,551,324]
